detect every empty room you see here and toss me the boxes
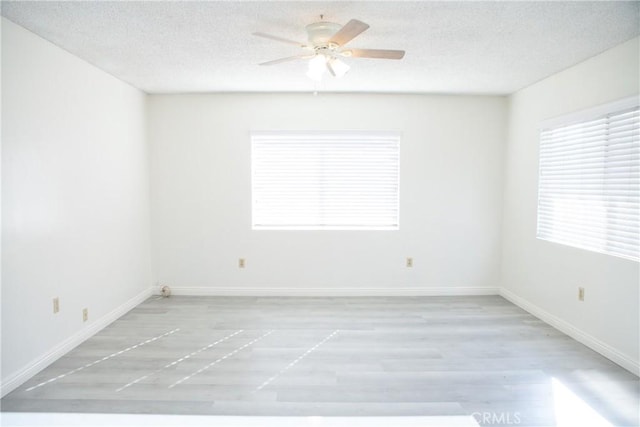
[1,1,639,426]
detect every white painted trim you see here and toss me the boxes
[0,287,153,397]
[153,286,500,297]
[499,288,639,376]
[539,95,639,130]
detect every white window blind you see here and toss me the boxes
[252,131,400,230]
[537,98,639,261]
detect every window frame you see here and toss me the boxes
[536,96,639,262]
[251,130,401,231]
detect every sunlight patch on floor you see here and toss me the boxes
[553,377,613,427]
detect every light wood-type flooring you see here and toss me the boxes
[2,296,639,426]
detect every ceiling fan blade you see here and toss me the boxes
[329,19,369,47]
[253,32,307,47]
[347,48,405,60]
[259,55,308,66]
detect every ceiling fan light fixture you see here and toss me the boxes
[254,18,405,81]
[307,54,327,81]
[327,57,350,78]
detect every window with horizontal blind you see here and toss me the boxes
[537,97,639,261]
[251,131,400,230]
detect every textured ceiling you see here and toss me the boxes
[2,1,638,95]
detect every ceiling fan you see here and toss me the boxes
[253,18,405,80]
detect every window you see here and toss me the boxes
[251,131,400,230]
[537,97,639,261]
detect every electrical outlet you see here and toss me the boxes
[578,287,585,301]
[239,258,246,268]
[53,298,60,314]
[82,308,88,322]
[406,257,413,268]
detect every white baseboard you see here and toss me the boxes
[153,286,500,297]
[0,287,153,398]
[499,288,639,376]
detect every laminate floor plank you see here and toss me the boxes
[2,295,638,427]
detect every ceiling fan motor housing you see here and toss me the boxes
[306,22,341,47]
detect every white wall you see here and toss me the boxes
[501,37,640,373]
[148,93,507,294]
[1,18,152,394]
